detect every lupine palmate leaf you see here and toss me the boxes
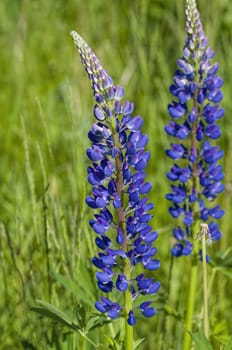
[85,314,112,332]
[31,299,78,330]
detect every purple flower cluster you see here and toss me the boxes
[165,0,224,257]
[71,31,160,325]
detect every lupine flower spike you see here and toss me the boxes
[165,0,224,258]
[70,31,160,347]
[165,1,224,348]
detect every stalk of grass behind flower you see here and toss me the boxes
[21,115,40,240]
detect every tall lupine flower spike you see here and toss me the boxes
[165,0,224,258]
[70,31,160,337]
[165,1,224,348]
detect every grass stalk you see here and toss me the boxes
[42,186,52,302]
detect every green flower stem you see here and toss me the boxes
[202,227,209,338]
[183,223,199,350]
[113,120,133,350]
[75,328,100,348]
[183,89,200,350]
[124,261,133,350]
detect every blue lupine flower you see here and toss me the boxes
[95,296,121,319]
[71,31,160,324]
[139,301,156,317]
[165,0,224,257]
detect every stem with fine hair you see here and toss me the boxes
[183,90,200,350]
[183,222,199,350]
[201,224,209,338]
[124,262,133,350]
[113,124,133,350]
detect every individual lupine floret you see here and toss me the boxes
[165,0,224,257]
[71,31,160,325]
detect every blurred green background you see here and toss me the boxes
[0,0,232,349]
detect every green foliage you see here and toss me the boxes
[32,300,77,330]
[32,300,111,349]
[225,337,232,350]
[190,332,214,350]
[0,0,232,349]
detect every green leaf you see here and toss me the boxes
[163,304,182,320]
[75,304,86,328]
[133,337,145,350]
[212,249,232,268]
[103,334,120,350]
[212,319,227,336]
[31,299,79,331]
[217,268,232,279]
[190,332,214,350]
[85,314,112,332]
[225,336,232,350]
